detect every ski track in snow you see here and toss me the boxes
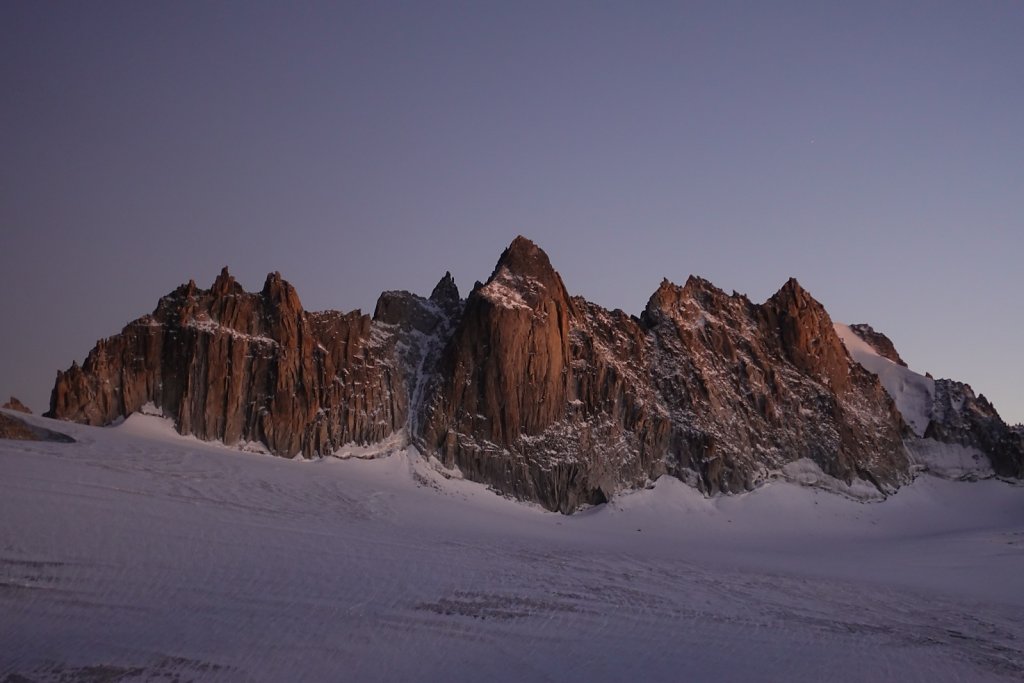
[2,412,1024,682]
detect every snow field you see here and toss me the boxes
[2,412,1023,682]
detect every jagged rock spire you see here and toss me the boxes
[429,271,460,313]
[763,277,851,394]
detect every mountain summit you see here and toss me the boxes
[46,237,1022,511]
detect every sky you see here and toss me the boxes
[1,1,1022,423]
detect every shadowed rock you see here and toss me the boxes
[926,380,1024,479]
[0,412,74,442]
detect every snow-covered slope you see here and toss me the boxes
[835,323,934,436]
[2,412,1023,682]
[835,323,1011,480]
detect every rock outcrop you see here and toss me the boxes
[2,396,32,414]
[48,236,1019,512]
[0,412,74,442]
[0,413,39,440]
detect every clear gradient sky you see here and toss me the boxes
[2,1,1022,422]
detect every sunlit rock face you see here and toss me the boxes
[47,267,429,458]
[56,235,1024,512]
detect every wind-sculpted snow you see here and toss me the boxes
[2,414,1024,681]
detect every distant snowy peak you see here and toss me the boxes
[847,324,907,367]
[836,322,1024,480]
[834,323,934,437]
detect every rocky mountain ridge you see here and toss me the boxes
[46,237,1021,511]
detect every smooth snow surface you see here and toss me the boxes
[3,412,1024,682]
[836,323,935,436]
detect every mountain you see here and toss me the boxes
[836,323,1024,480]
[46,237,1020,511]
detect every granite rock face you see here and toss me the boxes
[49,236,1019,512]
[421,237,656,512]
[419,238,910,510]
[48,267,421,457]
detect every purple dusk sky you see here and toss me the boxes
[1,1,1022,422]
